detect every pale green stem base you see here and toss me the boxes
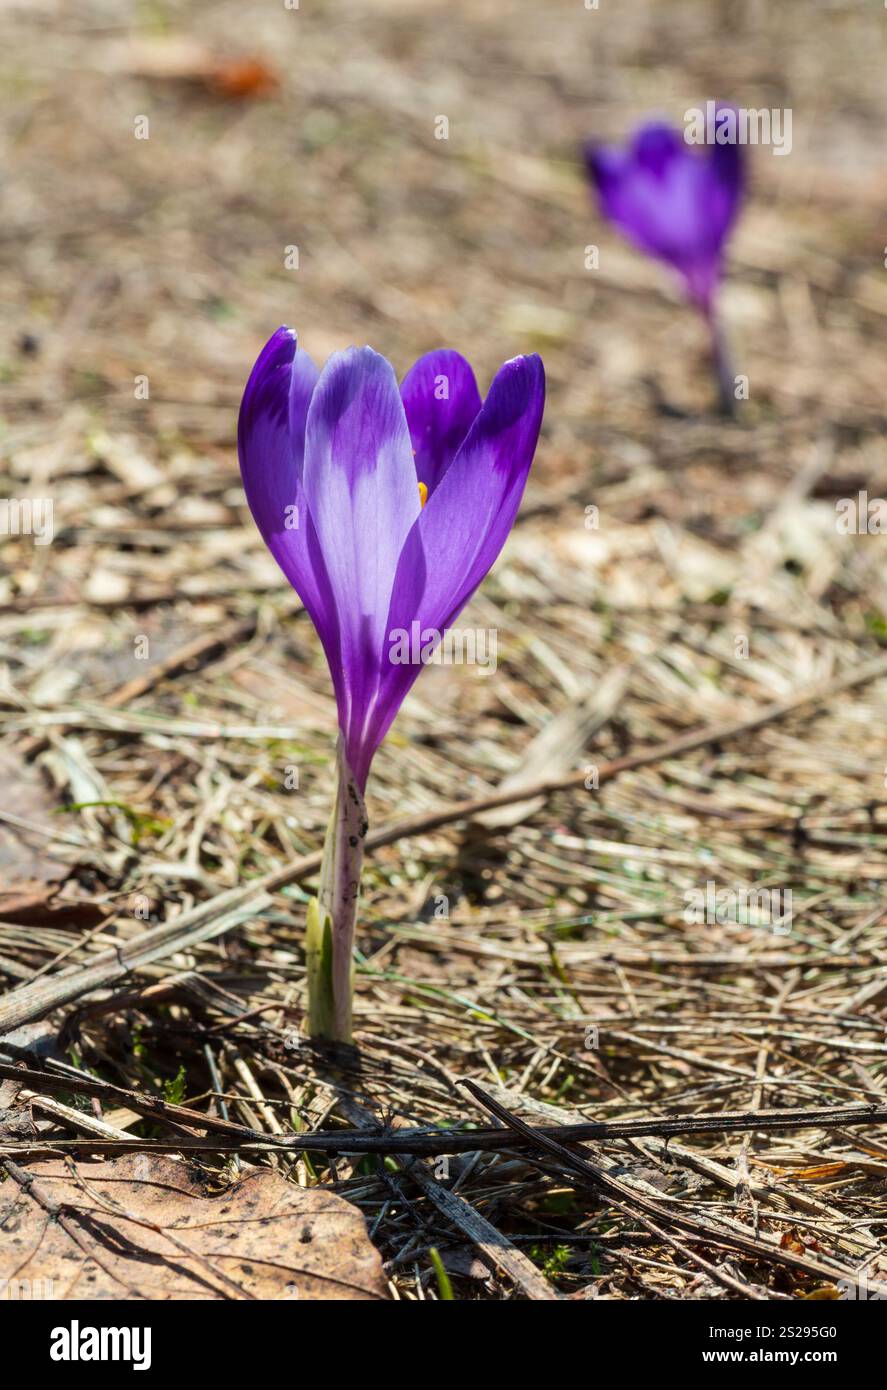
[305,738,367,1042]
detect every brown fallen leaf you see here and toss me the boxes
[778,1228,822,1256]
[0,883,106,928]
[102,37,278,100]
[0,1154,388,1301]
[0,752,69,886]
[208,58,279,100]
[779,1229,807,1255]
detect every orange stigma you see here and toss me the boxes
[418,481,428,509]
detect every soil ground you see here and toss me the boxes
[0,0,886,1300]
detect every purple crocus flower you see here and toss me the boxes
[238,328,544,1038]
[239,328,545,791]
[584,111,744,411]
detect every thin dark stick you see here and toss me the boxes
[458,1080,887,1298]
[2,1061,886,1155]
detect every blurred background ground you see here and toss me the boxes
[0,0,886,1300]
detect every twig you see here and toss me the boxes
[331,1089,558,1301]
[2,1061,886,1155]
[459,1080,887,1298]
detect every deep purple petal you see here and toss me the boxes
[238,327,317,480]
[585,142,618,182]
[708,113,745,244]
[237,329,342,690]
[362,354,545,758]
[633,123,686,177]
[302,346,420,786]
[400,349,482,498]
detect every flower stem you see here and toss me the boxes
[305,737,367,1042]
[705,302,736,418]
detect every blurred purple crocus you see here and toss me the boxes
[239,328,544,1039]
[584,111,744,413]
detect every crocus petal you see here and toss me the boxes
[405,353,545,633]
[708,122,744,245]
[588,125,707,266]
[363,354,545,757]
[238,329,342,687]
[238,327,317,487]
[302,346,420,784]
[585,112,744,309]
[400,349,482,498]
